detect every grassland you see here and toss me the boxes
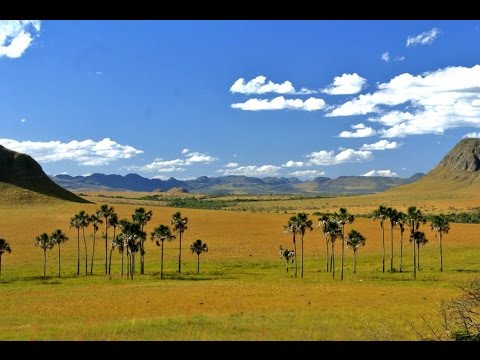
[1,188,479,340]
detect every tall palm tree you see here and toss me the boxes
[373,205,388,273]
[50,229,68,277]
[132,207,153,275]
[345,229,366,274]
[89,214,103,275]
[171,211,188,274]
[325,219,342,280]
[279,246,295,273]
[406,206,426,280]
[190,239,208,274]
[96,204,115,274]
[386,207,398,272]
[410,231,428,271]
[78,211,91,276]
[112,234,126,277]
[150,224,176,279]
[430,214,450,272]
[69,212,83,275]
[107,213,119,275]
[395,211,407,272]
[0,238,12,279]
[334,208,354,281]
[118,219,143,280]
[35,233,55,279]
[284,216,300,278]
[318,214,331,272]
[296,212,313,279]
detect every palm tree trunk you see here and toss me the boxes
[197,254,200,274]
[77,228,80,276]
[293,234,297,278]
[43,249,47,279]
[301,233,304,279]
[121,249,124,277]
[140,225,145,275]
[161,241,164,279]
[417,243,420,270]
[332,243,335,280]
[400,232,403,272]
[131,253,134,280]
[341,234,345,281]
[390,224,394,272]
[105,222,108,274]
[178,232,182,274]
[0,254,2,278]
[353,249,357,274]
[381,223,385,273]
[58,243,61,277]
[90,231,96,275]
[286,260,289,273]
[108,247,113,275]
[126,251,130,277]
[330,252,333,272]
[83,228,88,276]
[413,235,417,280]
[325,236,329,272]
[439,233,443,272]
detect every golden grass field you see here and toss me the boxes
[0,185,479,340]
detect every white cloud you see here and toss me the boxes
[463,132,480,138]
[283,160,305,168]
[20,118,26,123]
[0,137,143,166]
[230,75,316,95]
[95,71,103,75]
[381,52,390,62]
[224,162,239,168]
[338,123,377,138]
[231,96,326,111]
[181,148,190,154]
[0,20,41,59]
[328,65,480,138]
[288,170,325,179]
[322,73,367,95]
[217,165,281,177]
[394,56,405,62]
[360,140,400,151]
[307,149,373,166]
[184,151,217,164]
[128,149,216,173]
[407,27,440,47]
[362,170,398,177]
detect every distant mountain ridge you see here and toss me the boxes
[52,172,424,195]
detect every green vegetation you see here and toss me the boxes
[190,239,208,274]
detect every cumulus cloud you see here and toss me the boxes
[231,96,326,111]
[362,170,398,177]
[322,73,367,95]
[338,123,377,138]
[283,160,304,168]
[360,140,400,151]
[181,148,190,154]
[381,52,390,62]
[288,170,325,179]
[20,118,26,123]
[307,148,373,166]
[230,75,316,95]
[217,164,281,177]
[0,20,41,59]
[406,27,440,47]
[224,162,239,168]
[464,132,480,139]
[328,65,480,138]
[0,138,143,166]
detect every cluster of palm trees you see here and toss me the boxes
[27,205,209,279]
[281,206,451,281]
[0,237,12,279]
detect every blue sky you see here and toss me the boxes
[2,20,480,180]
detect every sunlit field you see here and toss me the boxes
[0,191,479,340]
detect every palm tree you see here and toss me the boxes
[0,238,12,279]
[430,214,450,272]
[296,212,313,279]
[386,207,398,272]
[345,229,366,274]
[284,216,300,278]
[318,214,331,272]
[78,211,90,275]
[35,233,55,279]
[334,208,354,281]
[96,204,115,274]
[50,229,68,277]
[89,214,103,275]
[406,206,426,280]
[107,213,119,275]
[373,205,388,273]
[112,234,125,277]
[132,207,153,275]
[279,245,295,273]
[150,224,176,279]
[171,211,188,274]
[410,231,428,271]
[396,211,407,272]
[118,219,143,280]
[69,213,83,275]
[325,219,342,280]
[190,239,208,274]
